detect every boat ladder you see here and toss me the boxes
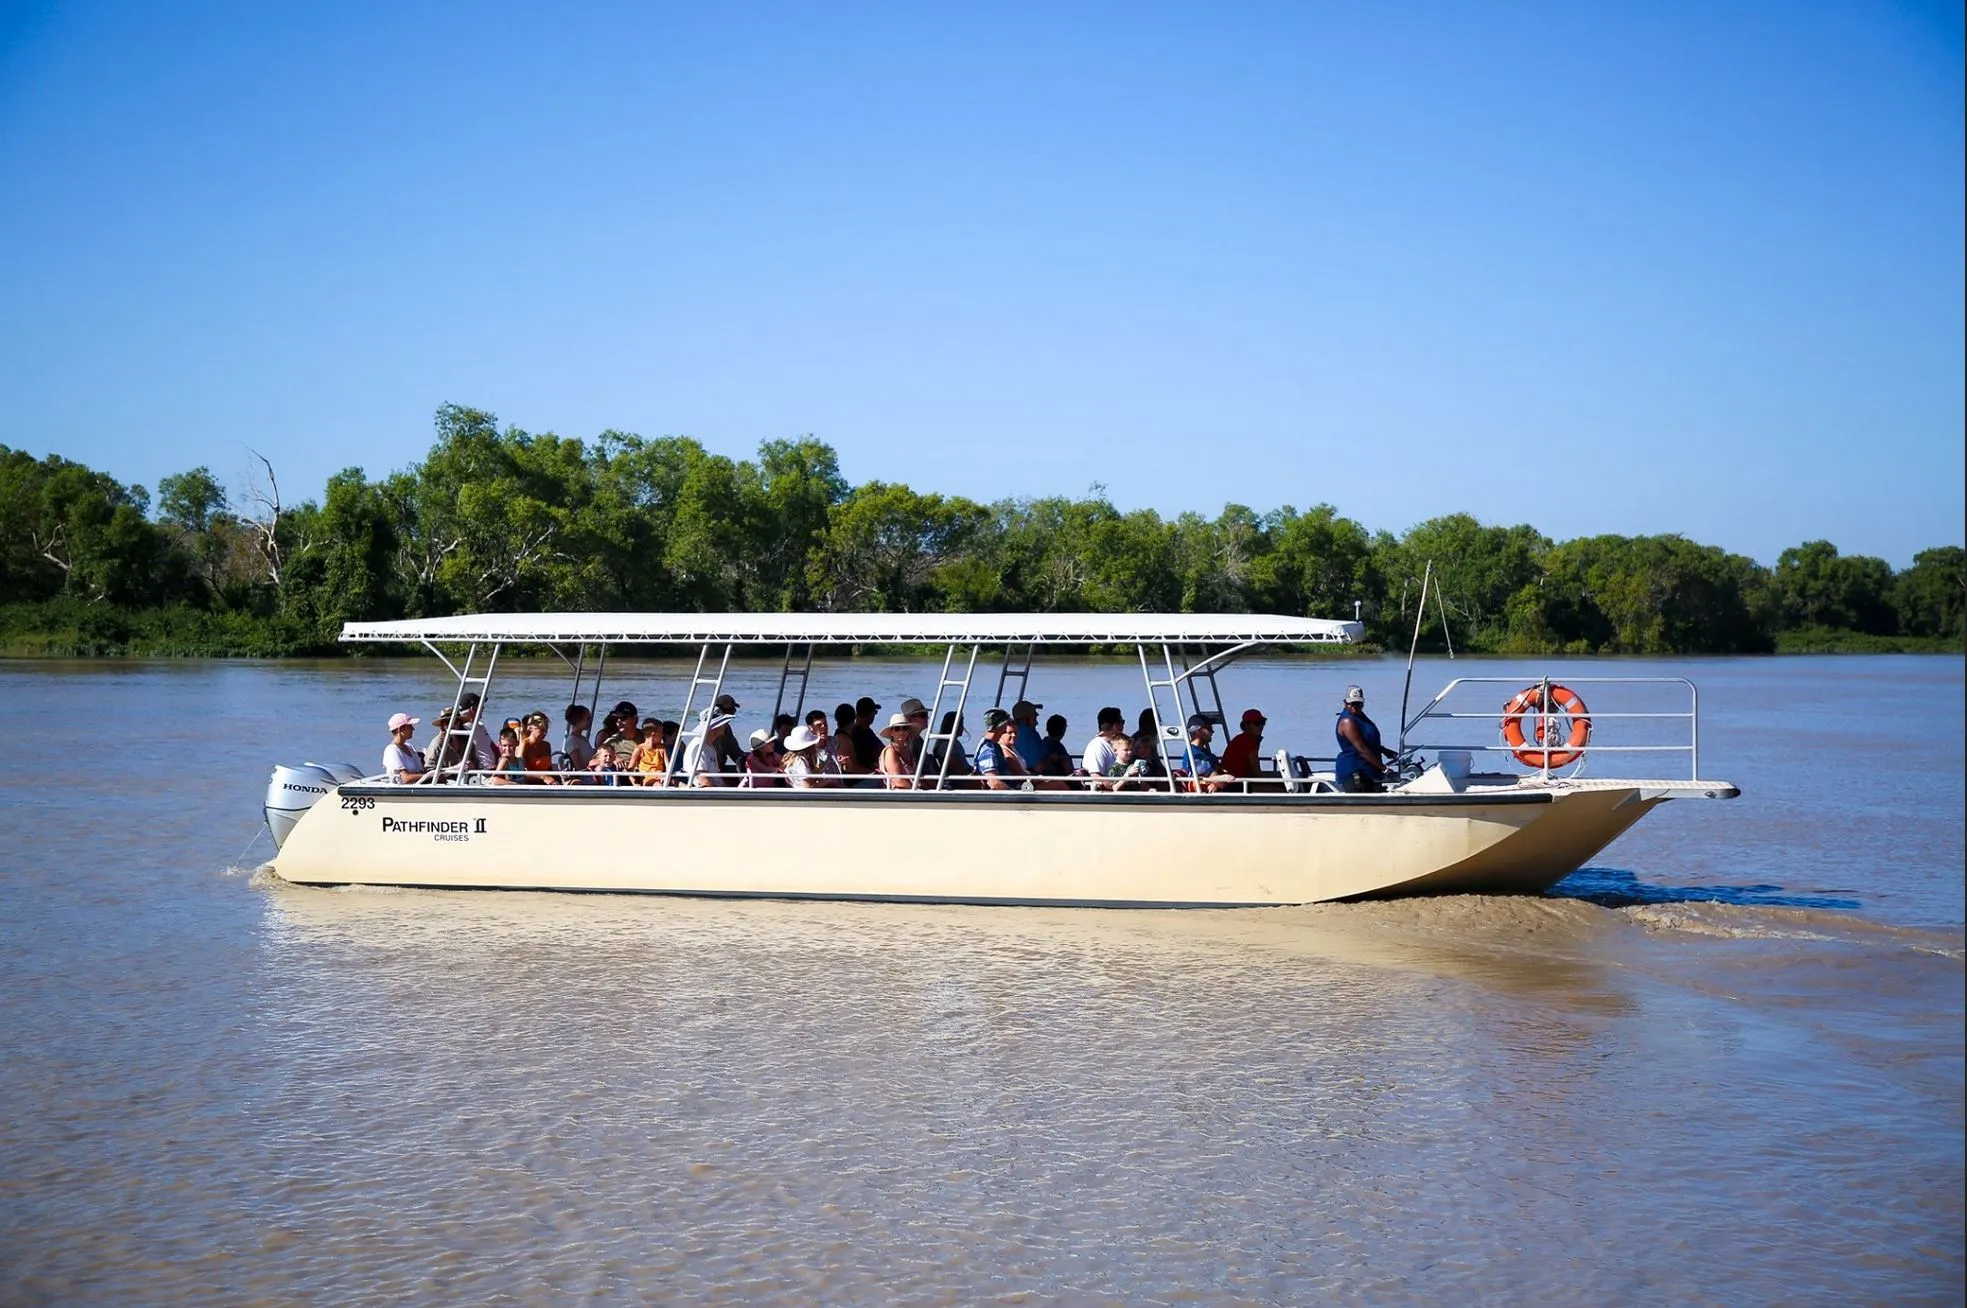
[1139,642,1231,786]
[916,642,982,786]
[425,639,502,783]
[992,640,1035,709]
[773,643,815,723]
[670,642,734,780]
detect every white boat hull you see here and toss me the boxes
[266,782,1707,906]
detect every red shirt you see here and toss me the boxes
[1220,732,1264,778]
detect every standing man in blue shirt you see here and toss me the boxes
[1334,685,1398,792]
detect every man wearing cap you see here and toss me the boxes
[383,712,424,783]
[850,695,884,776]
[1335,686,1399,792]
[1220,708,1269,788]
[1010,699,1047,770]
[1183,713,1227,793]
[973,708,1031,790]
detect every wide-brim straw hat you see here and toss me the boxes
[784,724,821,752]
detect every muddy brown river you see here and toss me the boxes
[1,654,1960,1302]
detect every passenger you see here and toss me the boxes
[1335,685,1399,793]
[1039,713,1075,777]
[587,745,620,786]
[899,698,931,771]
[629,717,670,787]
[1081,706,1126,783]
[1182,713,1227,793]
[831,703,864,778]
[600,704,642,769]
[456,692,499,772]
[425,707,465,773]
[803,709,842,779]
[1010,699,1047,771]
[973,708,1031,791]
[924,711,975,787]
[771,713,798,748]
[514,711,559,784]
[486,726,525,785]
[661,720,680,756]
[1106,733,1151,791]
[710,694,747,777]
[563,704,595,772]
[1220,708,1268,789]
[850,696,884,775]
[684,713,737,787]
[1131,709,1167,779]
[781,724,829,789]
[743,728,787,787]
[877,713,916,789]
[383,712,425,783]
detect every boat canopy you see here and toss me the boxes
[339,612,1364,646]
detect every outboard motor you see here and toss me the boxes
[264,762,360,849]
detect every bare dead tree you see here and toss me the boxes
[30,524,71,576]
[241,449,286,589]
[474,523,561,606]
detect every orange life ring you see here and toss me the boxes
[1501,684,1591,769]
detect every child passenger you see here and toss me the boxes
[487,726,525,786]
[629,718,670,787]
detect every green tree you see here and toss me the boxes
[1772,540,1898,634]
[1248,504,1382,623]
[1383,514,1549,650]
[808,482,986,612]
[1894,546,1965,639]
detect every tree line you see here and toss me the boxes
[2,404,1961,656]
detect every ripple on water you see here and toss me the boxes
[11,881,1958,1304]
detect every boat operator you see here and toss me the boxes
[1334,685,1399,793]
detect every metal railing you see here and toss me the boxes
[1398,676,1700,781]
[366,756,1326,795]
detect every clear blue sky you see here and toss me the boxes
[2,1,1960,566]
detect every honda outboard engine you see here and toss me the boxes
[264,762,361,850]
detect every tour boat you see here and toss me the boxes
[262,612,1739,905]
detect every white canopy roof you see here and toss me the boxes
[340,612,1364,646]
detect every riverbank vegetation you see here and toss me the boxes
[3,406,1961,657]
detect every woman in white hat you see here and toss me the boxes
[742,727,787,788]
[383,712,424,783]
[780,723,830,789]
[877,712,917,790]
[684,713,737,787]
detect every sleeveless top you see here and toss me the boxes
[1334,708,1381,786]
